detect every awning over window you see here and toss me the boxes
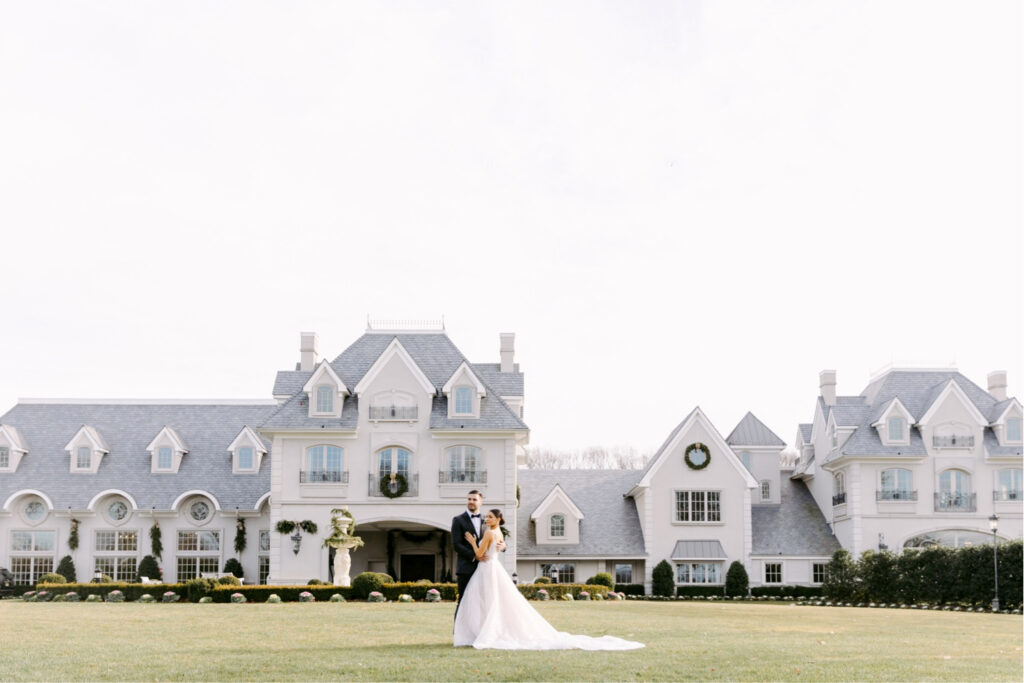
[671,540,727,560]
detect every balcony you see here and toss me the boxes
[299,470,349,484]
[934,492,976,512]
[876,489,918,501]
[832,492,846,506]
[932,434,974,448]
[369,473,419,497]
[994,489,1022,502]
[439,470,488,484]
[368,405,418,420]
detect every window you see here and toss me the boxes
[676,563,722,584]
[996,468,1022,501]
[238,446,254,471]
[107,501,129,521]
[189,501,211,523]
[305,445,344,482]
[740,451,751,471]
[541,563,575,583]
[454,387,473,415]
[1008,417,1023,442]
[157,447,172,470]
[880,468,913,500]
[24,501,46,521]
[9,530,55,585]
[0,446,8,468]
[444,445,482,483]
[378,447,410,479]
[258,530,270,584]
[831,428,838,448]
[176,530,221,582]
[95,530,138,582]
[550,514,565,538]
[674,491,721,522]
[833,472,846,505]
[614,564,633,584]
[76,446,91,469]
[760,480,771,501]
[938,469,972,510]
[888,416,904,441]
[764,563,782,583]
[812,563,828,584]
[316,385,333,413]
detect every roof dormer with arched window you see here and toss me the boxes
[302,360,349,419]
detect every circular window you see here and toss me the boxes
[190,500,210,522]
[108,501,128,521]
[25,501,46,521]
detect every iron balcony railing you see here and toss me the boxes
[932,434,974,448]
[438,470,488,484]
[832,492,846,506]
[368,405,418,420]
[934,492,976,512]
[369,473,419,497]
[300,470,349,484]
[994,489,1022,502]
[876,489,918,501]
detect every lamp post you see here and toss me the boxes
[988,514,999,612]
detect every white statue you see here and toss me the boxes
[323,507,364,587]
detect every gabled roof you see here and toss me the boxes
[529,483,585,521]
[917,379,989,426]
[516,469,646,557]
[989,398,1020,423]
[64,425,110,453]
[146,426,189,453]
[226,426,268,453]
[442,362,487,396]
[353,338,434,396]
[797,424,813,444]
[0,402,274,510]
[752,478,841,556]
[0,424,28,452]
[869,397,914,426]
[725,412,785,447]
[470,363,524,396]
[302,360,349,396]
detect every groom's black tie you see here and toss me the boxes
[470,514,480,518]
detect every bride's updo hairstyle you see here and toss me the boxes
[489,509,505,526]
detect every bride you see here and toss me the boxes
[453,508,644,651]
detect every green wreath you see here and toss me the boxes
[380,472,409,498]
[684,442,711,470]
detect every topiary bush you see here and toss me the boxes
[217,575,242,586]
[64,591,80,602]
[185,577,218,602]
[299,591,315,603]
[139,594,156,603]
[307,579,324,585]
[224,557,244,579]
[36,573,66,589]
[162,591,180,603]
[652,560,675,597]
[231,592,247,603]
[56,555,77,584]
[105,590,125,603]
[725,560,749,597]
[351,571,387,599]
[137,555,160,583]
[330,593,345,603]
[533,576,552,584]
[585,572,614,588]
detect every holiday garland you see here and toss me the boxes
[684,442,711,470]
[276,519,318,534]
[379,472,409,498]
[234,518,247,554]
[150,522,163,560]
[68,519,80,551]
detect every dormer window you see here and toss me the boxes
[157,447,173,470]
[65,425,109,474]
[1007,417,1022,442]
[228,426,267,474]
[316,385,334,413]
[550,514,565,537]
[238,447,254,470]
[443,362,486,419]
[0,446,8,468]
[76,446,91,470]
[454,387,473,415]
[0,424,28,472]
[888,417,904,441]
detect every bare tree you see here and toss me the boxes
[523,445,649,470]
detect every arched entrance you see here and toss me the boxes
[340,519,453,582]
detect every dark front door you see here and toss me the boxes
[400,554,435,582]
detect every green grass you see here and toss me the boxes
[1,601,1020,681]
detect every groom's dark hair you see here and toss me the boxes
[468,490,483,498]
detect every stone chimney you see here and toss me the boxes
[819,370,837,406]
[500,333,515,373]
[300,332,319,372]
[988,371,1008,402]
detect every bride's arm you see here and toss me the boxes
[474,531,494,560]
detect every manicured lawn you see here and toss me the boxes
[1,600,1020,681]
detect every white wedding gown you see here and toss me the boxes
[453,539,644,650]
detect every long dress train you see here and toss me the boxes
[453,541,644,650]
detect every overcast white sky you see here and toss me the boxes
[1,2,1020,454]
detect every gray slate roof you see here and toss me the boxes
[636,407,700,483]
[798,424,813,443]
[752,478,841,556]
[0,402,275,510]
[671,540,726,559]
[725,412,786,447]
[516,469,645,557]
[471,363,524,397]
[261,333,527,431]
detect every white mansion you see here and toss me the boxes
[1,325,1020,591]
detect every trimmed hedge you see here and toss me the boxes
[207,582,608,603]
[516,584,610,600]
[614,583,645,596]
[751,585,822,598]
[676,585,725,597]
[20,582,188,601]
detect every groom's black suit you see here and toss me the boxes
[452,510,482,615]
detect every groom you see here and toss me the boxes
[452,489,504,616]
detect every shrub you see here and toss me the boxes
[677,585,725,597]
[105,590,125,603]
[398,594,413,602]
[652,560,675,597]
[186,577,218,602]
[139,594,156,603]
[367,591,384,603]
[137,555,161,583]
[615,583,645,596]
[51,592,66,602]
[37,572,68,586]
[577,591,590,600]
[536,589,549,600]
[592,592,605,601]
[560,593,574,601]
[299,591,315,603]
[56,555,77,584]
[97,574,114,583]
[533,576,552,584]
[425,588,441,602]
[307,579,324,586]
[217,575,242,586]
[224,557,244,579]
[266,594,282,603]
[231,593,247,604]
[585,573,614,588]
[198,596,213,603]
[822,549,857,602]
[351,572,388,599]
[858,550,899,603]
[330,593,345,603]
[35,590,53,602]
[64,591,80,602]
[85,594,102,602]
[162,591,180,603]
[725,561,749,597]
